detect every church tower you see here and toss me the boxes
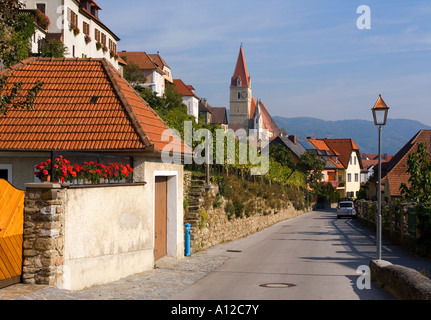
[229,45,253,132]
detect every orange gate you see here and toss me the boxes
[0,179,24,289]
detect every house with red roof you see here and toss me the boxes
[173,79,200,122]
[119,51,173,96]
[368,130,431,202]
[229,45,281,139]
[0,57,192,286]
[308,138,345,190]
[323,138,363,199]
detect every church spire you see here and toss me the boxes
[231,45,251,88]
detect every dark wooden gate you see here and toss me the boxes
[154,177,167,261]
[0,179,24,289]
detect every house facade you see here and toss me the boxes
[22,0,121,70]
[0,57,192,290]
[324,139,362,199]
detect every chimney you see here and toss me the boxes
[289,135,297,144]
[200,98,207,107]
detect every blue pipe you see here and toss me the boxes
[185,224,191,256]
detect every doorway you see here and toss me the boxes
[154,176,167,260]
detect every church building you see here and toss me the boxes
[229,45,281,140]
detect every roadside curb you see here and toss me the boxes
[370,259,431,300]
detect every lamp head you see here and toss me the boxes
[372,94,389,126]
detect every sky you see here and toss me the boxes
[100,0,431,126]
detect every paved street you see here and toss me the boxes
[2,209,431,300]
[170,210,400,300]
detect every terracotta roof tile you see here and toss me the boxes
[372,130,431,196]
[119,52,162,71]
[0,58,191,155]
[173,79,199,99]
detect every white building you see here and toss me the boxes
[22,0,121,70]
[173,79,199,122]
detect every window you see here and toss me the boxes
[83,21,90,35]
[355,173,359,182]
[68,8,78,26]
[36,3,46,14]
[95,28,100,42]
[238,92,241,99]
[0,164,12,183]
[108,39,117,53]
[347,173,351,182]
[354,156,357,165]
[101,33,106,46]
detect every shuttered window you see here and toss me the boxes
[83,21,90,35]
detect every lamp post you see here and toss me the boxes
[371,94,389,261]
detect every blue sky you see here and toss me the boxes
[100,0,431,126]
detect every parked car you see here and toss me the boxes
[337,200,357,219]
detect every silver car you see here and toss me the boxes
[337,201,357,219]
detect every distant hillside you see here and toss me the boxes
[273,116,431,155]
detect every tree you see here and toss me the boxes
[40,39,68,58]
[297,152,324,185]
[1,12,35,68]
[135,84,197,138]
[120,57,147,84]
[269,142,295,169]
[1,0,43,114]
[400,142,431,203]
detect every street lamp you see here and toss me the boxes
[371,94,389,261]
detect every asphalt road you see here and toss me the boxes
[170,209,431,300]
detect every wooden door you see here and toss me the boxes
[0,179,24,289]
[154,177,168,261]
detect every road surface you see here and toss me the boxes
[170,209,430,300]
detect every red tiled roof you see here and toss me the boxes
[324,138,361,169]
[308,139,344,169]
[148,54,170,70]
[257,101,281,138]
[376,130,431,196]
[119,52,162,71]
[231,46,251,88]
[173,79,198,99]
[0,57,191,155]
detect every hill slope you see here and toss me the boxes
[273,116,431,155]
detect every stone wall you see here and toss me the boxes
[186,185,305,253]
[23,183,65,286]
[190,203,304,253]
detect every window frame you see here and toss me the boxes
[0,164,13,183]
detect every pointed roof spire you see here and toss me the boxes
[231,45,251,88]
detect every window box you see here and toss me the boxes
[69,22,80,36]
[84,34,92,44]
